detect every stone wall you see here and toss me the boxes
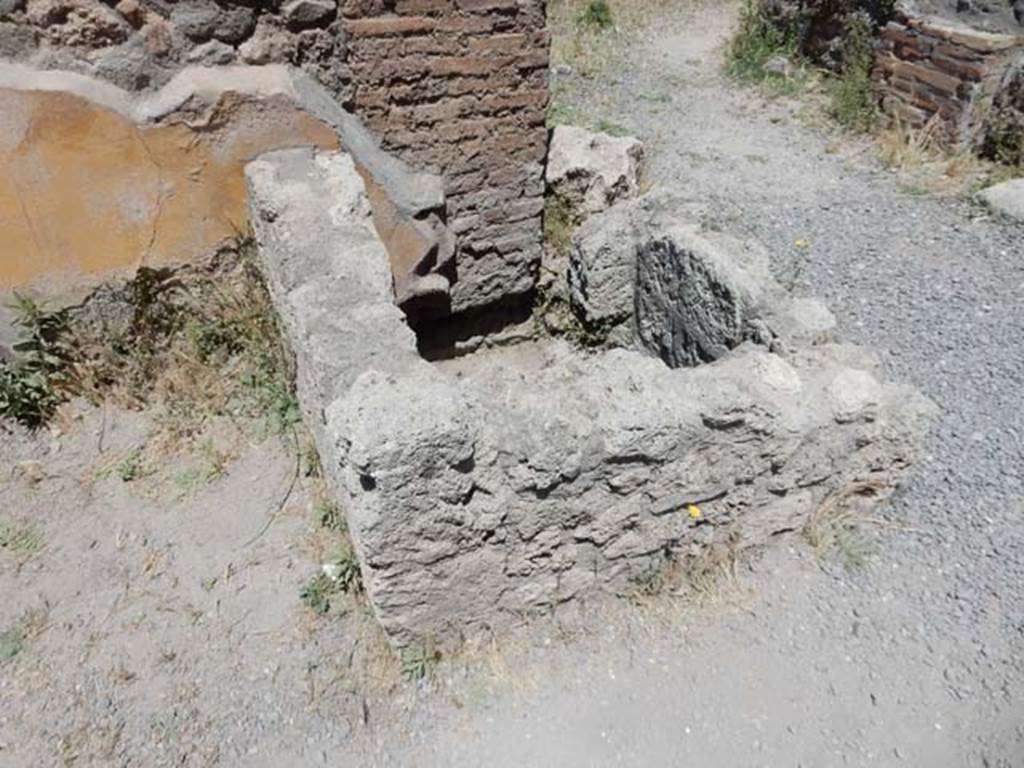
[874,10,1024,145]
[247,148,934,649]
[0,0,550,318]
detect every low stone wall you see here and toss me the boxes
[247,147,934,649]
[874,11,1024,145]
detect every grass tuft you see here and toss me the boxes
[577,0,613,30]
[804,479,890,570]
[0,519,43,556]
[0,624,25,663]
[401,642,440,682]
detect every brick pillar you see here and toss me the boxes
[339,0,550,315]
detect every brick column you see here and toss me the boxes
[339,0,550,315]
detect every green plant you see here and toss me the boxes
[577,0,612,30]
[0,294,72,426]
[183,252,300,434]
[326,543,362,594]
[199,440,230,482]
[635,553,675,596]
[117,450,146,482]
[0,624,25,663]
[804,479,888,569]
[300,573,335,615]
[401,642,440,682]
[594,119,630,137]
[316,499,346,533]
[543,196,575,257]
[832,523,874,570]
[303,443,322,478]
[174,467,203,495]
[726,0,798,84]
[299,543,363,614]
[0,520,43,556]
[828,12,878,131]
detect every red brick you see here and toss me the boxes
[347,16,436,36]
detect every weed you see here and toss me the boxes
[543,196,576,257]
[533,263,625,351]
[832,523,874,570]
[324,542,363,594]
[577,0,612,30]
[303,443,322,478]
[897,183,930,197]
[0,294,73,427]
[199,440,230,482]
[316,499,346,533]
[804,479,890,570]
[300,542,363,614]
[401,642,440,682]
[828,12,878,131]
[546,96,589,129]
[72,239,299,440]
[173,441,230,495]
[879,115,946,166]
[726,0,798,85]
[634,552,677,597]
[0,624,25,663]
[594,119,630,137]
[300,573,335,615]
[174,467,203,495]
[117,450,147,482]
[0,519,43,556]
[970,159,1024,195]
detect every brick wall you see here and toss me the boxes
[339,0,550,315]
[874,12,1024,146]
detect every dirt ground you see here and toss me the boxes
[0,404,407,766]
[2,1,1024,766]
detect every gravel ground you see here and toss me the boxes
[379,2,1024,765]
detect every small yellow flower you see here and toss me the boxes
[794,238,810,252]
[687,504,701,519]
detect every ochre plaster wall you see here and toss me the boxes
[0,87,338,295]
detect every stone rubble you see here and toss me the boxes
[569,190,837,367]
[546,125,646,218]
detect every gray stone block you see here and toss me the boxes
[979,177,1024,222]
[547,124,645,218]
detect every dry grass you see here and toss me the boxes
[869,117,1020,197]
[70,239,298,448]
[803,478,903,569]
